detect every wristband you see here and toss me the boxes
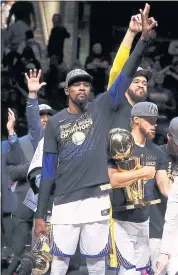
[8,132,16,137]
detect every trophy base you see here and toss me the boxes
[113,199,161,212]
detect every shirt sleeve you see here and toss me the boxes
[156,147,169,171]
[107,44,131,90]
[35,153,57,219]
[43,118,58,154]
[26,97,44,151]
[8,133,18,144]
[35,118,58,219]
[161,177,178,255]
[6,138,24,165]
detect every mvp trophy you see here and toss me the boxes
[108,128,161,211]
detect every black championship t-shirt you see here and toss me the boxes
[109,140,168,223]
[43,72,132,205]
[149,144,178,238]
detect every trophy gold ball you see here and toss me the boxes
[108,128,135,160]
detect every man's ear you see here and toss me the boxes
[133,116,140,125]
[65,88,69,96]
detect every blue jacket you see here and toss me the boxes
[5,97,43,217]
[1,140,15,213]
[24,97,45,211]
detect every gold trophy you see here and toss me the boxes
[17,222,52,275]
[108,128,161,211]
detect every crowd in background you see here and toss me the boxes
[1,1,178,275]
[1,1,178,143]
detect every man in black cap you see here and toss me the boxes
[31,6,157,275]
[110,66,152,132]
[108,102,170,274]
[149,117,178,274]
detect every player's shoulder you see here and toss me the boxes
[48,109,68,125]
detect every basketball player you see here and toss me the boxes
[108,102,170,274]
[34,5,157,275]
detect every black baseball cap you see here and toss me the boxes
[65,69,93,88]
[39,104,56,116]
[131,102,158,117]
[134,67,152,81]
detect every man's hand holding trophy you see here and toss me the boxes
[108,128,160,211]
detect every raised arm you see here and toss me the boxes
[108,4,157,108]
[107,13,143,90]
[25,69,46,151]
[34,118,58,237]
[6,108,23,165]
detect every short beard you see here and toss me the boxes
[140,127,155,140]
[127,88,147,103]
[71,97,88,112]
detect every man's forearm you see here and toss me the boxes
[35,153,57,219]
[35,178,53,219]
[26,97,44,151]
[122,29,137,48]
[107,29,136,90]
[156,171,171,198]
[111,168,146,188]
[122,38,149,78]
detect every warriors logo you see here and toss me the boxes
[72,131,86,145]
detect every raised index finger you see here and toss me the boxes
[144,3,150,19]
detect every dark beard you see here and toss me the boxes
[140,126,155,140]
[71,97,88,112]
[127,88,147,103]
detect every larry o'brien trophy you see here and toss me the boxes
[108,128,161,211]
[17,215,53,275]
